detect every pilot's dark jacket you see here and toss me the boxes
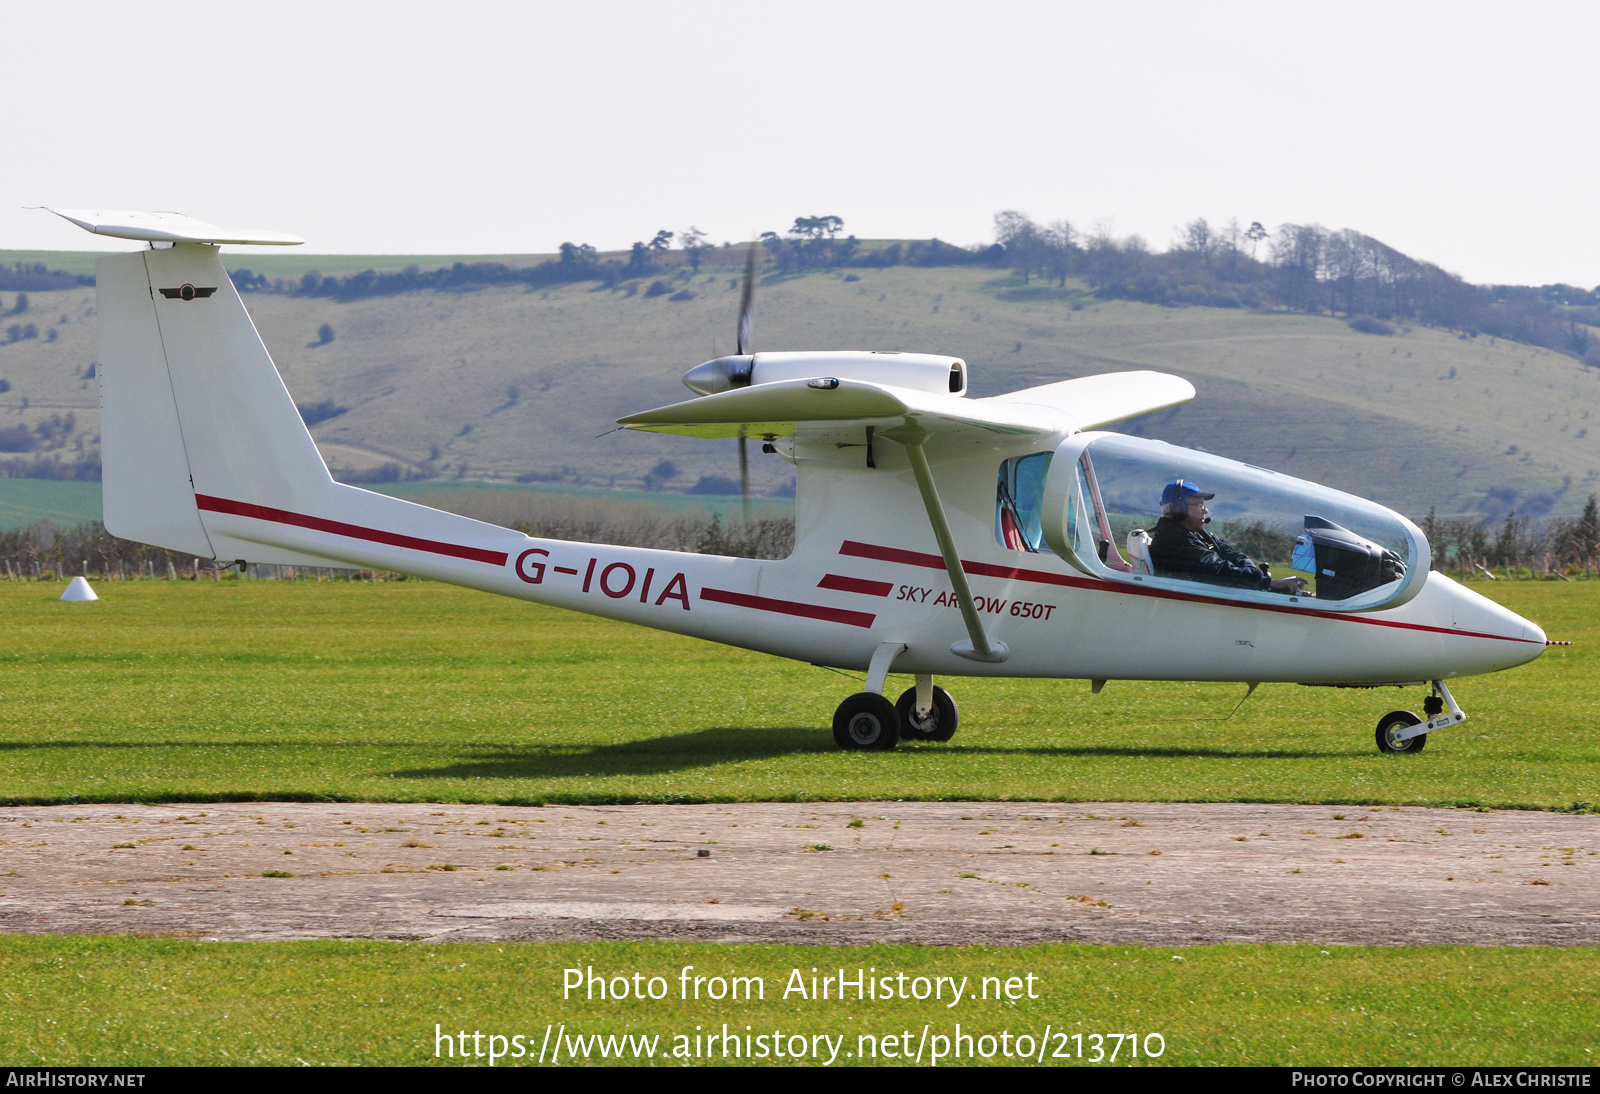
[1148,517,1271,590]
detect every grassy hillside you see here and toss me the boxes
[1,263,1595,519]
[0,479,101,530]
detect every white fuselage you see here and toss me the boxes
[199,424,1545,686]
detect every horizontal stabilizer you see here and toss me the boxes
[618,377,1052,440]
[991,371,1195,430]
[44,208,303,246]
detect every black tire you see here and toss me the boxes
[832,693,901,751]
[1376,710,1427,754]
[894,686,959,743]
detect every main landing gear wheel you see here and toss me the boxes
[833,693,901,751]
[895,686,959,742]
[1375,710,1427,754]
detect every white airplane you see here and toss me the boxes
[47,209,1549,754]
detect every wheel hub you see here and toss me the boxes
[847,713,882,745]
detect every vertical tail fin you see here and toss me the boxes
[98,242,345,565]
[96,249,214,556]
[90,232,527,582]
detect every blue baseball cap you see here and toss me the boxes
[1160,480,1214,507]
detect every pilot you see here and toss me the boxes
[1148,480,1307,594]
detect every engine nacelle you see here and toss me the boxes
[683,350,967,397]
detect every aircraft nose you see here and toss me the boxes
[1519,611,1548,646]
[1452,580,1546,664]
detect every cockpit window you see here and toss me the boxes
[996,452,1052,552]
[1039,433,1428,612]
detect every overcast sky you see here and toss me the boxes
[6,1,1596,286]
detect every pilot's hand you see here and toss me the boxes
[1269,575,1308,595]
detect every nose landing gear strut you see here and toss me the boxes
[1375,680,1465,754]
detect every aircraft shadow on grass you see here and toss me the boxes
[386,729,1348,781]
[0,734,1349,784]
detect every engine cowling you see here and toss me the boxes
[682,350,966,397]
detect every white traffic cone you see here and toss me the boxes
[60,576,98,602]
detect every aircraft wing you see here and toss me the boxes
[989,371,1195,430]
[618,378,1055,439]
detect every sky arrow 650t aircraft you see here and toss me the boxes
[47,209,1549,754]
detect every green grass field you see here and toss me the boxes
[0,576,1590,809]
[2,576,1595,1068]
[0,937,1591,1066]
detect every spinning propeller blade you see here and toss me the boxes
[736,246,756,355]
[735,246,756,519]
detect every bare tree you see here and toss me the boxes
[994,210,1043,282]
[1180,217,1213,270]
[1271,224,1326,312]
[1221,218,1243,280]
[1042,220,1077,286]
[993,210,1036,247]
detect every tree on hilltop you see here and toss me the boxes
[680,227,709,272]
[791,215,843,240]
[1244,221,1267,260]
[1181,217,1213,270]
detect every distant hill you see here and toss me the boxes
[0,261,1594,521]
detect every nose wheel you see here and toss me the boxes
[1374,682,1464,754]
[1375,710,1426,753]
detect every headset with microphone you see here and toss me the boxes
[1160,479,1215,523]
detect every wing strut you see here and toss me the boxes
[886,424,1009,664]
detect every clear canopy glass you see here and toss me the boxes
[1017,433,1429,612]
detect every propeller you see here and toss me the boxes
[736,246,755,355]
[735,246,756,521]
[680,246,759,520]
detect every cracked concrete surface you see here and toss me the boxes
[0,801,1594,945]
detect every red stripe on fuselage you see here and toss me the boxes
[700,587,876,629]
[837,540,1539,645]
[818,573,894,597]
[195,494,509,567]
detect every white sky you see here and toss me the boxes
[6,0,1597,286]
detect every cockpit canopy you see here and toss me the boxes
[997,433,1429,613]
